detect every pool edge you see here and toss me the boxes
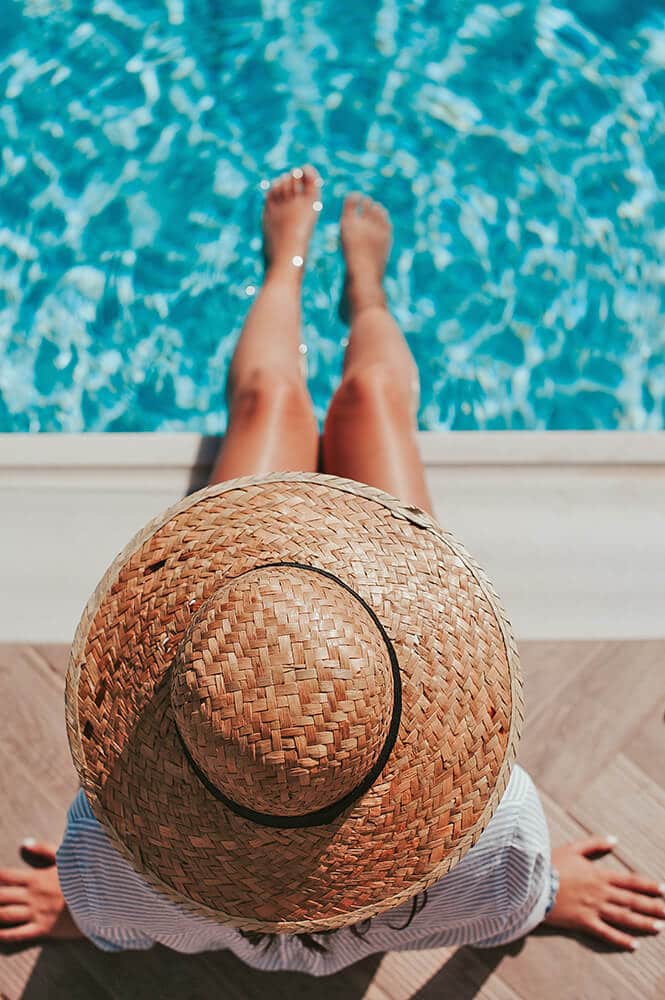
[1,431,664,642]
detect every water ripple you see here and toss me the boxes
[0,0,663,431]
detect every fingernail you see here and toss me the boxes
[605,834,618,845]
[21,837,36,847]
[659,883,665,896]
[653,920,664,932]
[629,939,640,950]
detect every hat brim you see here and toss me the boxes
[66,473,523,933]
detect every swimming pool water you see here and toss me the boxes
[0,0,663,432]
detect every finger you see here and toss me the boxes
[0,905,30,925]
[609,872,665,897]
[601,902,664,934]
[0,868,28,887]
[0,886,28,905]
[0,922,41,943]
[574,836,618,857]
[609,887,665,917]
[588,916,639,951]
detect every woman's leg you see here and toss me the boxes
[209,166,322,485]
[321,195,434,514]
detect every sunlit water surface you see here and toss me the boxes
[0,0,663,431]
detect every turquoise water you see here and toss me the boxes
[0,0,663,432]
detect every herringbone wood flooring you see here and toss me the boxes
[1,642,663,1000]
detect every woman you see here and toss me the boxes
[1,166,662,974]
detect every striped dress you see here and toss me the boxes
[56,764,553,977]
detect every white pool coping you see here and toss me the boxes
[2,431,664,642]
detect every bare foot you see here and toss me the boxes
[543,836,665,950]
[262,164,322,277]
[339,193,392,322]
[0,841,83,944]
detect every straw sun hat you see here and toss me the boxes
[66,472,523,934]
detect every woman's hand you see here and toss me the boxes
[0,841,83,943]
[544,836,665,950]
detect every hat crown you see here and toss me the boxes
[171,566,396,819]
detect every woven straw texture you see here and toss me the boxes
[66,472,523,933]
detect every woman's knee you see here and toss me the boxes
[229,367,316,428]
[326,363,413,427]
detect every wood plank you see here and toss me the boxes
[0,644,78,810]
[621,695,665,790]
[368,947,455,1000]
[489,790,662,1000]
[518,640,600,722]
[0,739,108,997]
[571,755,665,891]
[2,641,664,1000]
[374,945,522,1000]
[31,643,71,680]
[516,642,664,806]
[0,643,113,1000]
[11,945,113,1000]
[74,945,280,1000]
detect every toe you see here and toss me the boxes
[268,176,285,201]
[276,174,291,200]
[301,164,320,194]
[343,193,363,216]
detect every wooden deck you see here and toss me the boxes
[1,640,664,999]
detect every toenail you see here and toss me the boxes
[291,255,304,268]
[292,167,304,179]
[313,200,323,212]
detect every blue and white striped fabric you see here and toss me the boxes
[56,764,552,977]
